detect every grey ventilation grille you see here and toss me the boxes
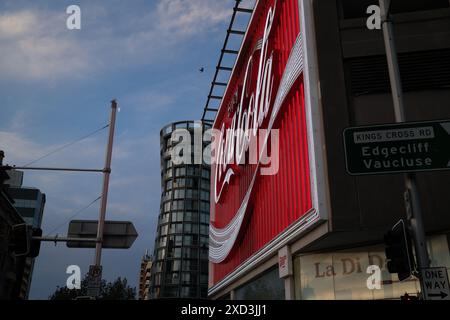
[349,48,450,96]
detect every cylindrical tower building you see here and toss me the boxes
[149,120,211,299]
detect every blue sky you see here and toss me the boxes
[0,0,252,299]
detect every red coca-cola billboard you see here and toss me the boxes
[209,0,328,288]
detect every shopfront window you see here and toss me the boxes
[293,234,450,300]
[235,267,285,300]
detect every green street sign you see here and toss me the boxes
[343,120,450,175]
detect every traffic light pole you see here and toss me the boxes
[2,102,118,298]
[94,100,118,267]
[379,0,430,298]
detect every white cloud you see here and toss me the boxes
[156,0,231,37]
[0,1,235,82]
[0,10,38,38]
[0,131,53,165]
[122,90,176,112]
[0,9,89,81]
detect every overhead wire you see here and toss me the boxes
[22,124,109,167]
[44,196,102,237]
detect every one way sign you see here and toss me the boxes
[422,267,450,300]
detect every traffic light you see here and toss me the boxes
[11,223,30,256]
[10,224,42,258]
[29,227,43,258]
[384,219,415,281]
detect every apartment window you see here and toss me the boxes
[201,170,210,179]
[200,202,209,212]
[172,200,185,210]
[200,191,210,201]
[160,213,169,224]
[160,225,168,236]
[183,235,192,246]
[165,260,181,272]
[200,213,209,224]
[167,247,181,258]
[200,287,208,298]
[183,234,199,246]
[185,200,198,211]
[200,236,208,246]
[184,235,198,246]
[153,273,161,286]
[184,223,199,234]
[163,190,172,200]
[184,223,192,234]
[200,260,208,274]
[12,199,38,208]
[175,122,188,129]
[168,235,183,247]
[165,272,180,285]
[157,249,166,260]
[200,274,208,284]
[155,262,163,272]
[181,286,197,297]
[163,202,171,213]
[173,189,185,199]
[190,122,201,129]
[169,223,183,234]
[173,178,184,188]
[175,167,186,177]
[171,211,183,222]
[183,260,198,272]
[158,236,167,248]
[187,167,194,176]
[185,189,198,199]
[200,224,209,236]
[183,248,198,259]
[200,248,208,260]
[162,125,172,135]
[182,272,197,285]
[163,286,179,298]
[184,211,199,223]
[201,179,210,190]
[186,178,198,188]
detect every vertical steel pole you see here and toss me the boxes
[379,0,430,298]
[94,100,118,266]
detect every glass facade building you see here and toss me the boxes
[5,170,45,299]
[149,121,211,299]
